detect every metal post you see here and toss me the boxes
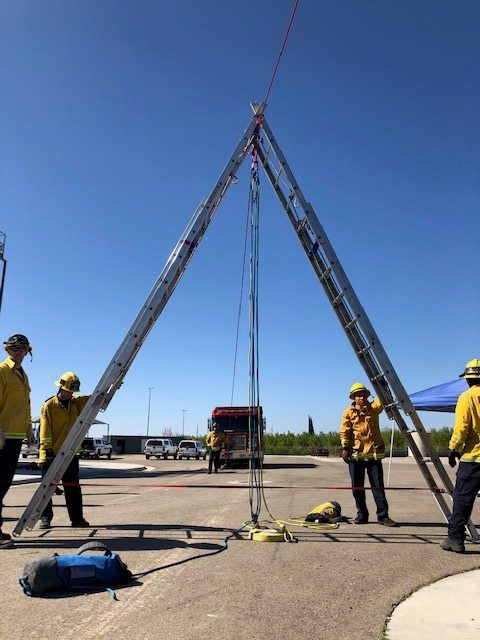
[0,231,7,314]
[146,387,153,436]
[182,409,186,436]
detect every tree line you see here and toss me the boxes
[263,427,454,456]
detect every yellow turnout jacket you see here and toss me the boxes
[0,357,31,439]
[39,394,89,462]
[340,397,385,460]
[449,384,480,463]
[206,431,226,451]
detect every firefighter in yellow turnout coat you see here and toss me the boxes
[440,359,480,553]
[206,422,226,473]
[340,382,398,527]
[39,371,90,529]
[0,334,33,547]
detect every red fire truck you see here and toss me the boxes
[209,406,264,465]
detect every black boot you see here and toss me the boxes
[71,518,90,528]
[440,537,465,553]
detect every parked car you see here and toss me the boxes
[21,439,39,458]
[177,440,207,460]
[78,437,113,459]
[144,438,177,460]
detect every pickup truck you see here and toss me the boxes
[177,440,207,460]
[78,437,113,459]
[144,438,177,460]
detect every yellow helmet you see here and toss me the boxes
[305,501,342,523]
[460,359,480,379]
[55,371,80,393]
[349,382,370,398]
[4,333,32,354]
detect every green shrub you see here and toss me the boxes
[262,427,452,456]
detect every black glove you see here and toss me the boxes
[341,447,352,463]
[45,449,55,464]
[448,450,460,468]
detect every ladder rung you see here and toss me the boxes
[331,290,346,305]
[344,316,359,330]
[273,168,284,187]
[318,266,332,281]
[383,402,397,410]
[357,344,372,355]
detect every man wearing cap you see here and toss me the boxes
[440,359,480,554]
[38,371,90,529]
[340,382,398,527]
[0,334,33,547]
[206,422,226,474]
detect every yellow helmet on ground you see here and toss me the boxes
[305,501,344,523]
[460,359,480,379]
[349,382,370,398]
[55,371,81,393]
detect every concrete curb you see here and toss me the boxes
[385,568,480,640]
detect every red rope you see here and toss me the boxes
[262,0,301,107]
[58,482,446,493]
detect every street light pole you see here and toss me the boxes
[147,387,154,436]
[182,409,186,436]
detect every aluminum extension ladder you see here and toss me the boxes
[13,116,259,536]
[14,104,477,540]
[253,108,478,541]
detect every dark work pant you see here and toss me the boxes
[0,439,23,528]
[448,462,480,542]
[41,455,83,523]
[208,450,221,473]
[348,459,389,520]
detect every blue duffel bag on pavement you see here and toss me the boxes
[19,541,132,599]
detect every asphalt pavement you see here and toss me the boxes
[1,455,479,640]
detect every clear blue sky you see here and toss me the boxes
[1,1,479,437]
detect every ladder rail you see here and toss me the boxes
[13,117,259,536]
[256,118,478,541]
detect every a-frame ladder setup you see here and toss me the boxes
[14,104,479,541]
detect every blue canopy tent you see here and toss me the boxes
[408,378,468,413]
[383,378,467,485]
